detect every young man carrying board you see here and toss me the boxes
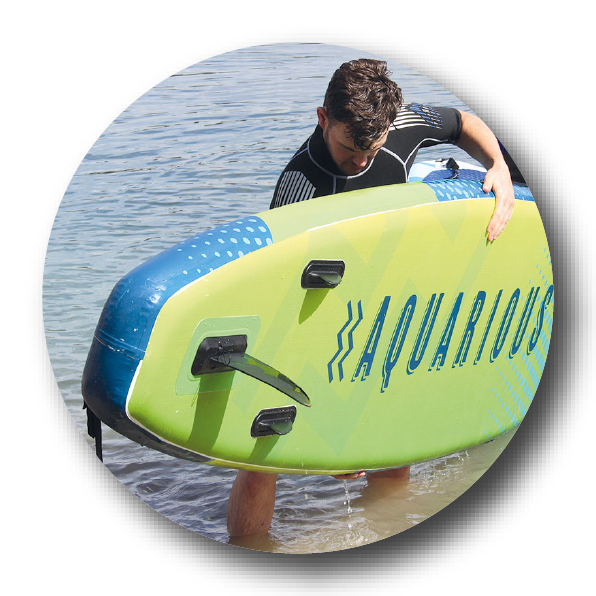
[227,58,516,537]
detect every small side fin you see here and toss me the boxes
[264,418,293,435]
[250,406,297,437]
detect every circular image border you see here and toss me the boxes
[26,26,593,591]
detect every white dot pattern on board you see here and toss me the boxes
[425,179,534,203]
[172,217,273,281]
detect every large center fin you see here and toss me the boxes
[192,335,310,407]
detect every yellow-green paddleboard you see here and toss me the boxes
[82,166,552,474]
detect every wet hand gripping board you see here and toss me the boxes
[82,161,553,475]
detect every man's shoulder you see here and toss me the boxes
[277,126,328,179]
[271,134,319,208]
[284,143,310,169]
[386,103,462,150]
[392,103,447,131]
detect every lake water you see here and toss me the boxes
[43,42,515,553]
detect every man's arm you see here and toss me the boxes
[456,111,515,242]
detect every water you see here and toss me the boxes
[343,480,353,515]
[43,42,509,553]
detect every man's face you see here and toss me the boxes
[317,107,389,176]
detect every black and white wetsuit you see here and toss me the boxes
[270,104,462,209]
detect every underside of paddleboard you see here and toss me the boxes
[82,161,553,474]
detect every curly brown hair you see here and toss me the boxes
[323,59,403,150]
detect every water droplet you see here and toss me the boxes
[342,480,353,515]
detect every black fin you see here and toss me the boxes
[211,351,310,407]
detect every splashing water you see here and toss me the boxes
[342,480,353,515]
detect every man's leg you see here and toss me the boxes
[227,470,278,537]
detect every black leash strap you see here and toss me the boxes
[445,157,460,179]
[84,402,103,462]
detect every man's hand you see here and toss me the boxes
[456,111,516,242]
[483,162,515,242]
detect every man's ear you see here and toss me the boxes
[317,107,329,131]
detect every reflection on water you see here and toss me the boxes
[44,43,513,553]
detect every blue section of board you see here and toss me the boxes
[423,168,486,182]
[88,216,272,411]
[424,179,534,203]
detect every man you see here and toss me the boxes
[270,58,515,240]
[227,59,517,537]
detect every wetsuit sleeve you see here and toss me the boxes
[270,166,317,209]
[270,135,319,209]
[385,104,462,173]
[417,106,462,147]
[270,172,285,209]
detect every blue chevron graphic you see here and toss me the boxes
[338,300,363,380]
[328,301,353,382]
[327,300,364,382]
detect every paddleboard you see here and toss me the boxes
[82,161,553,475]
